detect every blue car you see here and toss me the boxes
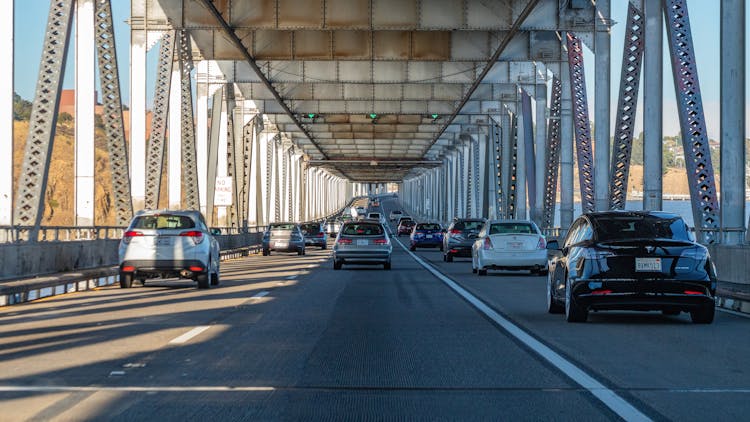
[409,223,444,251]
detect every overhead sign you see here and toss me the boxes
[214,177,233,206]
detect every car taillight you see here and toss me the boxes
[450,229,462,235]
[684,290,704,295]
[317,232,325,237]
[591,289,613,295]
[121,265,136,272]
[189,265,205,272]
[337,238,352,244]
[180,230,204,245]
[483,237,493,250]
[536,237,546,250]
[122,230,143,244]
[374,238,388,244]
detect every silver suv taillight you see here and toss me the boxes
[122,230,143,245]
[180,230,205,245]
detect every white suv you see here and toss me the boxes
[118,210,221,289]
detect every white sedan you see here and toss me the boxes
[471,220,549,276]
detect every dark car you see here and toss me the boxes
[300,222,328,249]
[409,223,444,251]
[397,219,416,236]
[546,211,717,324]
[442,218,484,262]
[262,223,306,256]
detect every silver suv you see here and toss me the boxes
[118,210,221,289]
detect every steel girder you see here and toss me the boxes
[145,31,175,210]
[609,3,644,210]
[14,0,74,232]
[663,0,720,243]
[466,138,474,218]
[177,30,200,211]
[521,90,535,218]
[491,123,503,219]
[205,87,223,226]
[94,0,132,226]
[225,89,239,227]
[238,119,255,229]
[542,76,562,231]
[472,136,481,218]
[566,32,595,214]
[508,114,519,219]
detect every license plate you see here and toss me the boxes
[357,239,368,246]
[635,257,661,272]
[156,236,172,246]
[426,234,433,239]
[508,241,523,249]
[275,242,288,248]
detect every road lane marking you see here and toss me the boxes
[0,385,275,392]
[286,275,297,280]
[395,239,652,422]
[169,326,211,344]
[251,291,270,299]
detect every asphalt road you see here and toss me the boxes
[0,196,748,421]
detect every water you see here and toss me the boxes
[553,200,750,228]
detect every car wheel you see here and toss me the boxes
[410,245,416,251]
[321,244,327,250]
[384,261,391,270]
[446,254,453,263]
[690,304,715,324]
[477,268,487,276]
[565,275,587,322]
[119,272,133,289]
[439,245,444,252]
[333,260,342,270]
[546,272,564,314]
[298,249,304,256]
[197,273,210,289]
[262,249,269,256]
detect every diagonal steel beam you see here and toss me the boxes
[177,30,200,211]
[609,2,644,210]
[197,0,328,160]
[14,0,74,235]
[425,0,540,155]
[94,0,133,226]
[542,76,562,230]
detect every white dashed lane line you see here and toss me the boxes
[168,326,211,345]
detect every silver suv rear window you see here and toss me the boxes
[131,214,196,230]
[341,223,384,236]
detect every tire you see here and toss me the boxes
[538,269,549,276]
[321,244,327,250]
[384,261,391,270]
[410,245,416,252]
[565,276,587,322]
[478,268,487,276]
[439,245,444,252]
[197,273,210,289]
[690,304,715,324]
[333,260,342,270]
[119,272,133,289]
[298,249,304,256]
[472,267,477,274]
[442,254,447,262]
[211,272,220,286]
[446,254,454,263]
[262,249,269,256]
[546,273,564,314]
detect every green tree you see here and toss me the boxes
[13,93,32,121]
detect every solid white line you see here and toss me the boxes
[168,326,211,344]
[0,385,275,392]
[251,291,269,299]
[396,240,652,422]
[286,275,297,280]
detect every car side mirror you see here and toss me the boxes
[210,228,222,236]
[546,240,560,250]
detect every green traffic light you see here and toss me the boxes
[307,113,316,118]
[369,113,378,119]
[431,114,439,119]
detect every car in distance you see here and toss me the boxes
[443,218,484,262]
[389,210,403,222]
[397,219,416,236]
[367,212,386,225]
[262,222,306,256]
[118,209,221,289]
[333,220,392,270]
[409,222,444,251]
[300,221,328,249]
[546,211,717,323]
[472,220,548,276]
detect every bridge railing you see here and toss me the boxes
[0,225,267,243]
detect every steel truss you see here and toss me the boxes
[14,0,74,233]
[508,114,518,219]
[610,3,645,210]
[492,123,504,219]
[237,119,255,229]
[664,0,720,243]
[566,32,596,214]
[542,76,563,230]
[145,31,175,210]
[177,30,199,211]
[94,0,132,226]
[472,136,481,218]
[466,138,474,217]
[521,90,536,215]
[286,149,294,221]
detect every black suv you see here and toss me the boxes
[442,218,484,262]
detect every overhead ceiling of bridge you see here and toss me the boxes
[142,0,596,182]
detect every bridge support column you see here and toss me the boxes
[560,57,575,231]
[643,0,663,211]
[500,112,512,220]
[75,0,95,227]
[0,0,11,226]
[534,85,547,224]
[516,94,529,220]
[129,26,146,211]
[594,0,611,212]
[477,133,490,219]
[721,0,746,244]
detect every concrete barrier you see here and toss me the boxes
[707,244,750,286]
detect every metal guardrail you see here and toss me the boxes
[0,225,267,243]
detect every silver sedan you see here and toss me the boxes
[332,220,392,270]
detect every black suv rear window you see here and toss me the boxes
[416,224,441,231]
[300,223,320,233]
[132,215,196,229]
[342,223,384,236]
[593,215,692,241]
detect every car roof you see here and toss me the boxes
[484,219,535,225]
[583,210,682,220]
[134,209,202,217]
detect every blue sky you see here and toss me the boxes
[12,1,738,139]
